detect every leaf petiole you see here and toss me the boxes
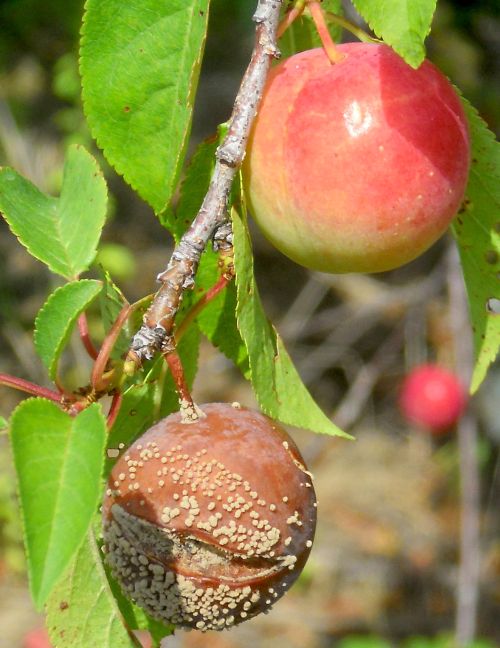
[175,273,232,343]
[78,312,99,360]
[0,373,62,404]
[325,11,380,43]
[277,0,307,38]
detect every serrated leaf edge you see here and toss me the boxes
[37,405,103,606]
[455,97,500,393]
[351,0,436,68]
[47,529,138,648]
[33,279,103,380]
[231,208,351,438]
[9,398,56,607]
[0,145,107,279]
[79,1,209,214]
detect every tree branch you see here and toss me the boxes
[128,0,283,365]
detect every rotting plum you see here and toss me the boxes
[102,402,317,631]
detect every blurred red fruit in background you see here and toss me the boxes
[23,629,51,648]
[23,628,151,648]
[399,364,467,433]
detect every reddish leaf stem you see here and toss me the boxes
[175,274,231,343]
[325,11,379,43]
[91,304,131,391]
[0,373,62,404]
[78,312,99,360]
[307,1,344,63]
[277,0,306,38]
[107,391,123,431]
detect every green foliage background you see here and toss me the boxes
[0,1,498,647]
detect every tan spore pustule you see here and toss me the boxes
[102,403,317,631]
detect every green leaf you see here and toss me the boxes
[452,99,500,393]
[279,0,343,59]
[34,280,102,380]
[163,128,248,373]
[195,249,249,376]
[232,206,349,438]
[0,145,107,279]
[106,382,157,476]
[46,530,140,648]
[161,131,218,240]
[99,270,131,360]
[338,637,392,648]
[351,0,437,67]
[10,400,107,609]
[80,0,210,214]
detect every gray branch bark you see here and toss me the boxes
[129,0,283,363]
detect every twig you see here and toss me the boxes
[128,0,283,364]
[447,245,480,647]
[333,327,404,430]
[303,328,404,467]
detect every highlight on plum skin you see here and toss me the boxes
[102,403,317,631]
[399,364,468,433]
[243,42,471,274]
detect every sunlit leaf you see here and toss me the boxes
[81,0,210,213]
[10,400,106,608]
[0,145,107,279]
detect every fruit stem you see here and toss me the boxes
[277,0,307,38]
[325,11,380,44]
[175,273,231,343]
[307,1,344,64]
[0,373,62,404]
[78,312,99,360]
[164,350,203,423]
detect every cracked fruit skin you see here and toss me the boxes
[243,43,470,273]
[103,403,316,631]
[399,364,467,433]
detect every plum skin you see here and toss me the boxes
[243,43,470,273]
[102,403,317,631]
[399,364,467,432]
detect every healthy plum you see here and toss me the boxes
[243,43,470,273]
